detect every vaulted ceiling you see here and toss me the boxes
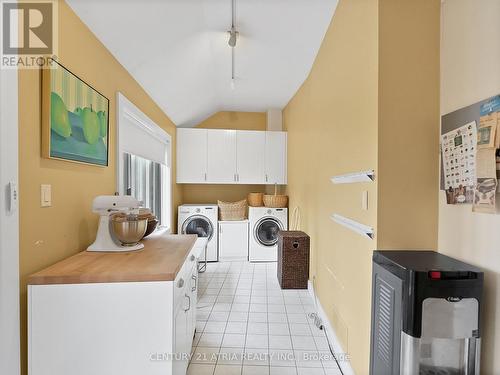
[66,0,339,126]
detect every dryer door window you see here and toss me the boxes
[182,215,214,241]
[255,217,282,246]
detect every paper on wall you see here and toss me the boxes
[441,121,477,204]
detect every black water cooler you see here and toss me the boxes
[370,251,483,375]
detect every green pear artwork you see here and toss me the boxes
[43,60,109,166]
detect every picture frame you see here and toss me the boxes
[42,59,109,166]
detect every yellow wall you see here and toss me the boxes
[377,0,440,248]
[18,1,182,373]
[283,0,439,373]
[195,111,267,131]
[181,111,267,205]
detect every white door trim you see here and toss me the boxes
[0,59,21,374]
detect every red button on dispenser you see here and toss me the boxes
[429,271,442,280]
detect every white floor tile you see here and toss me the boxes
[209,311,230,322]
[243,349,269,367]
[250,304,267,313]
[204,321,227,334]
[213,303,233,312]
[198,333,224,347]
[269,349,296,367]
[287,314,308,324]
[270,367,297,375]
[188,363,216,375]
[267,304,286,313]
[222,333,247,348]
[218,347,245,365]
[247,322,268,335]
[269,335,293,350]
[268,313,287,323]
[242,365,270,375]
[229,311,249,322]
[194,261,335,375]
[191,347,220,364]
[246,334,269,349]
[249,312,268,323]
[296,368,325,375]
[289,324,312,336]
[291,336,316,351]
[232,303,250,312]
[225,321,248,335]
[214,365,242,375]
[269,323,289,336]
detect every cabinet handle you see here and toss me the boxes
[184,294,191,312]
[190,254,195,262]
[204,173,207,181]
[191,275,197,292]
[177,278,184,288]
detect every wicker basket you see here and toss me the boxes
[277,231,310,289]
[247,192,264,207]
[263,184,288,208]
[218,199,248,221]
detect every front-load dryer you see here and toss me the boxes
[249,207,288,262]
[178,204,218,262]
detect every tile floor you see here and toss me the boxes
[188,261,343,375]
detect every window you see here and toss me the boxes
[123,153,170,227]
[117,93,172,231]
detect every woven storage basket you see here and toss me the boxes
[277,231,310,289]
[218,199,248,221]
[247,192,264,207]
[263,184,288,208]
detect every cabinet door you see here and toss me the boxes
[189,265,197,339]
[237,131,265,184]
[218,221,249,260]
[177,128,208,183]
[265,131,287,184]
[173,304,189,375]
[207,130,237,183]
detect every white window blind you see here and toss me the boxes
[119,112,170,167]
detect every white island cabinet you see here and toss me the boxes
[28,234,207,375]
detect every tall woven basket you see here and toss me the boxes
[263,184,288,208]
[218,199,248,221]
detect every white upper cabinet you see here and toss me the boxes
[265,131,287,184]
[207,130,237,183]
[176,128,208,183]
[236,131,265,184]
[176,128,287,184]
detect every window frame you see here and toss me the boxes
[116,92,172,232]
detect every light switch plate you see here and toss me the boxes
[41,184,51,207]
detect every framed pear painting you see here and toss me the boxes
[42,60,109,166]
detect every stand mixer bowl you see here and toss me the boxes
[110,213,148,246]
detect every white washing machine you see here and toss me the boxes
[178,204,218,262]
[249,207,288,262]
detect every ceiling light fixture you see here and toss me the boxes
[228,26,238,47]
[228,0,238,88]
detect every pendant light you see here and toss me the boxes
[228,0,238,88]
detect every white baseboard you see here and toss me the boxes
[307,280,356,375]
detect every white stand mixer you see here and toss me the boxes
[87,195,145,252]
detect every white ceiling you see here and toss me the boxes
[66,0,339,127]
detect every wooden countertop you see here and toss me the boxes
[27,232,198,285]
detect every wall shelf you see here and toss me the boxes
[331,170,375,184]
[331,214,374,239]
